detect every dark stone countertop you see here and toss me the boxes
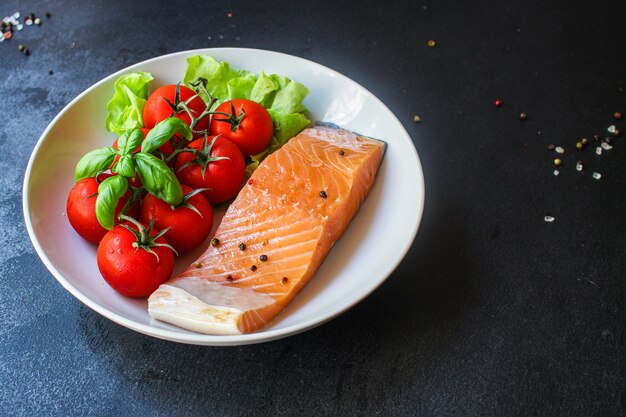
[1,0,624,415]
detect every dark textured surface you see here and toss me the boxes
[1,0,625,415]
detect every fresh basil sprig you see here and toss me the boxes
[135,152,183,206]
[141,118,192,154]
[75,118,193,230]
[95,175,129,230]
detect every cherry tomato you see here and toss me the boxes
[97,219,174,298]
[174,136,245,204]
[143,85,209,137]
[209,99,273,157]
[66,175,138,244]
[140,185,214,253]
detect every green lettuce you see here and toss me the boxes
[183,55,311,173]
[105,72,153,135]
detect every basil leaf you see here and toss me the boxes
[112,154,136,178]
[95,175,128,230]
[75,147,117,181]
[135,152,183,205]
[117,129,144,155]
[141,118,192,154]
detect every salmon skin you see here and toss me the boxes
[148,125,386,335]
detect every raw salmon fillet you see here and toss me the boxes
[148,125,386,334]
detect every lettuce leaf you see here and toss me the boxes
[184,55,311,174]
[183,55,253,103]
[105,72,153,135]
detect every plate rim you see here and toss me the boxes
[22,47,425,346]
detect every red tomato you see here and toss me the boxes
[143,85,209,137]
[66,175,138,244]
[175,136,245,204]
[140,185,214,253]
[97,220,174,297]
[209,99,273,157]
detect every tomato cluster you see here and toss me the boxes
[67,81,273,298]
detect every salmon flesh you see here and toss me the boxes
[148,125,386,334]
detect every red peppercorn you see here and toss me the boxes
[247,179,254,185]
[494,99,502,107]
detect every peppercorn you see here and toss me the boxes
[427,40,436,48]
[250,265,257,271]
[581,138,588,145]
[319,190,327,198]
[238,243,246,251]
[210,238,220,247]
[194,261,203,268]
[576,142,583,150]
[614,112,622,120]
[259,254,268,262]
[45,12,52,18]
[339,149,345,156]
[48,70,53,75]
[554,158,562,166]
[519,112,527,121]
[413,115,421,123]
[226,275,234,282]
[614,128,621,137]
[547,144,555,150]
[494,99,502,107]
[18,44,24,51]
[281,277,289,284]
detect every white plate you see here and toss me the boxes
[22,48,425,346]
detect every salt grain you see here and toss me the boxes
[608,125,616,134]
[544,216,555,222]
[592,172,601,180]
[601,142,613,150]
[555,146,564,154]
[596,146,603,155]
[576,162,583,172]
[553,170,560,176]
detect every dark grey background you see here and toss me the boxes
[1,0,624,415]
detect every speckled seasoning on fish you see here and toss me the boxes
[148,125,386,334]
